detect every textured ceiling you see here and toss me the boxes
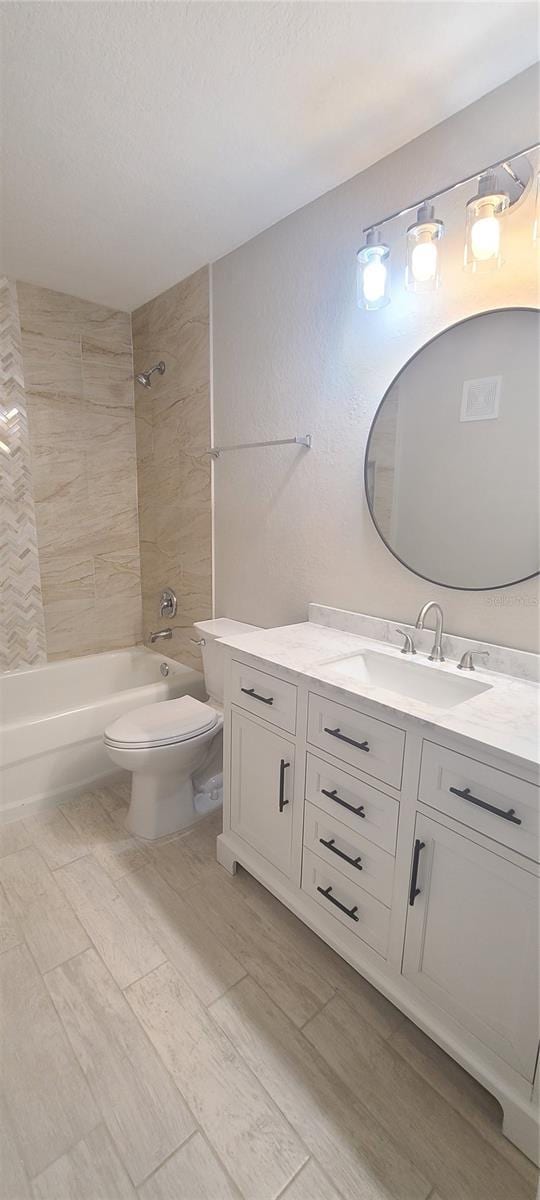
[1,1,538,310]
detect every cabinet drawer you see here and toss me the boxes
[304,801,394,906]
[307,692,404,790]
[419,741,539,862]
[306,753,399,854]
[302,847,390,957]
[231,660,297,733]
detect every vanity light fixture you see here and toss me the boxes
[464,171,509,271]
[356,230,390,310]
[356,142,538,310]
[406,203,444,292]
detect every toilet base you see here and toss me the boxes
[126,771,205,840]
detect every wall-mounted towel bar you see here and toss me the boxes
[208,434,312,459]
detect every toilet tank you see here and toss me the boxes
[193,618,260,704]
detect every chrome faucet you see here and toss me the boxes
[415,602,445,662]
[149,628,172,643]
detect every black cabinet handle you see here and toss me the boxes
[279,759,290,812]
[319,837,362,870]
[409,838,425,906]
[449,785,521,825]
[324,726,369,752]
[241,686,273,706]
[317,885,359,922]
[321,787,365,818]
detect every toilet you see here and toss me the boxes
[104,618,259,839]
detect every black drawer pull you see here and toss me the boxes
[409,838,425,906]
[241,686,274,706]
[324,726,369,753]
[279,759,290,813]
[321,787,365,818]
[449,786,522,825]
[319,837,362,870]
[317,884,359,921]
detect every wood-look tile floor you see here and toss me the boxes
[0,779,538,1200]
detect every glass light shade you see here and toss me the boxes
[464,172,509,271]
[406,204,444,293]
[356,232,390,310]
[533,171,540,242]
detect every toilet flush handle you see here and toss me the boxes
[190,637,206,647]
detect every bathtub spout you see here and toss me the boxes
[149,629,172,643]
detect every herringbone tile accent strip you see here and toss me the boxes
[0,276,47,671]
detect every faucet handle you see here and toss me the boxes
[159,588,177,619]
[395,629,416,655]
[458,649,490,671]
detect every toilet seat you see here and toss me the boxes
[104,695,218,750]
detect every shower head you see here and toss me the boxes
[135,361,166,388]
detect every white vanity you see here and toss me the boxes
[217,605,540,1164]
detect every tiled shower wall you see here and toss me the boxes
[132,267,212,671]
[0,277,47,671]
[16,283,143,660]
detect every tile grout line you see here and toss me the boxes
[124,958,313,1195]
[206,974,436,1200]
[42,939,204,1190]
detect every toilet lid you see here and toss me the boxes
[104,696,218,748]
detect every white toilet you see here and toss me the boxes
[104,618,259,839]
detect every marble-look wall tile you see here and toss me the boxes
[0,277,47,671]
[16,281,143,661]
[132,267,212,671]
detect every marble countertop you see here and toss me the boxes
[220,619,540,773]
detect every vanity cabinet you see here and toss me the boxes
[403,812,539,1080]
[230,709,295,877]
[220,650,540,1164]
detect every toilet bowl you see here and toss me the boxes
[103,617,259,839]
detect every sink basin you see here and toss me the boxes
[321,650,492,710]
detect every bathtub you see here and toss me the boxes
[0,647,206,819]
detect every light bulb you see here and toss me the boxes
[464,172,508,271]
[405,203,443,293]
[363,258,387,304]
[356,231,390,309]
[410,240,438,283]
[470,214,500,262]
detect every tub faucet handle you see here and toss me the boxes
[159,588,177,619]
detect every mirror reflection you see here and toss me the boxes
[365,308,540,590]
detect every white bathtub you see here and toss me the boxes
[0,647,206,819]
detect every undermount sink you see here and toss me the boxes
[321,649,492,710]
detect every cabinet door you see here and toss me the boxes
[403,813,539,1080]
[230,710,295,877]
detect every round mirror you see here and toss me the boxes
[365,308,539,590]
